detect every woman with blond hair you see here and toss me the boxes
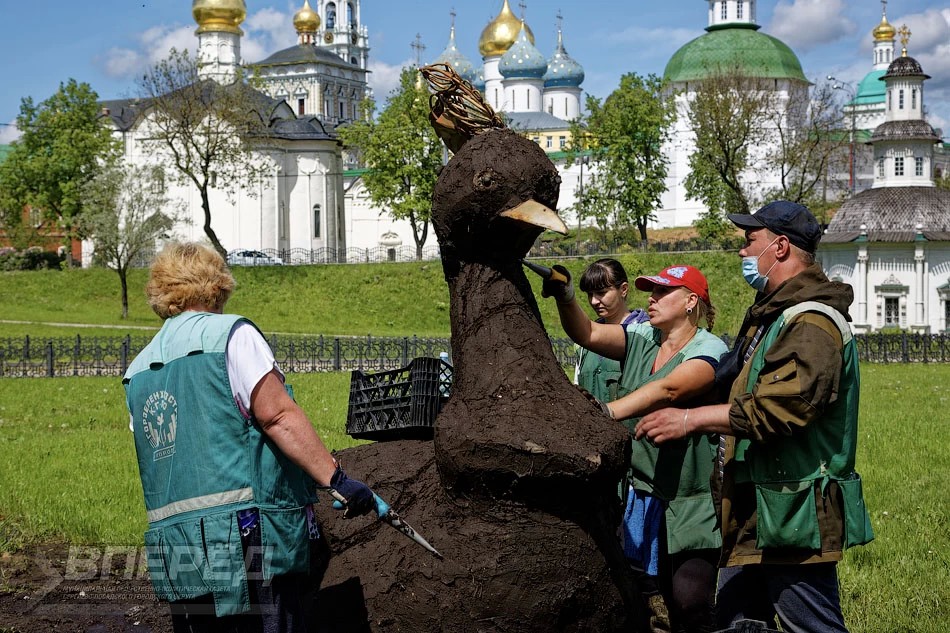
[124,242,377,633]
[541,263,726,633]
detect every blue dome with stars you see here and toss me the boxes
[499,22,548,79]
[434,25,476,83]
[543,29,584,88]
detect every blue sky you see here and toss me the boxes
[2,0,949,144]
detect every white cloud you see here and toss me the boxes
[98,24,195,82]
[367,58,413,102]
[769,0,855,52]
[0,121,20,144]
[243,8,295,62]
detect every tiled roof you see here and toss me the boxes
[822,186,950,242]
[268,116,335,141]
[869,120,940,143]
[505,111,571,131]
[253,44,354,69]
[663,24,807,84]
[883,55,929,80]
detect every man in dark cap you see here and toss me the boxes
[634,201,874,633]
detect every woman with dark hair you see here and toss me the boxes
[541,263,726,633]
[574,258,648,401]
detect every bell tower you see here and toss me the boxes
[315,0,369,70]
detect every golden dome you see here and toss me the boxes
[192,0,247,35]
[873,13,896,42]
[478,0,535,58]
[294,0,320,33]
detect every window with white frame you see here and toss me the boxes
[721,2,728,20]
[559,135,566,149]
[912,89,917,109]
[915,157,924,177]
[546,136,553,148]
[939,282,950,332]
[737,1,743,19]
[895,156,904,176]
[899,89,904,109]
[878,158,885,178]
[876,276,908,329]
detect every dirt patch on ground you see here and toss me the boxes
[0,542,171,632]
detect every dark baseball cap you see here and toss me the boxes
[728,201,822,253]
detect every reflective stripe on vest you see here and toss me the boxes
[146,486,255,523]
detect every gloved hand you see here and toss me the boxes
[328,465,375,518]
[540,265,575,304]
[577,386,614,419]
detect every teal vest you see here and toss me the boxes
[735,302,874,551]
[124,312,317,616]
[616,324,728,553]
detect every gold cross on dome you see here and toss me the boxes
[897,24,911,55]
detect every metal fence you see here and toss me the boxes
[0,332,947,378]
[128,237,743,269]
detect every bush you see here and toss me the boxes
[0,246,65,271]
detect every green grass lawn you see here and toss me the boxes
[0,252,755,339]
[0,364,947,631]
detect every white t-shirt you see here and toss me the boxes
[128,321,282,429]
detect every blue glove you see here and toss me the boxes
[328,465,375,518]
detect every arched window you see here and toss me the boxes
[348,2,356,29]
[313,204,322,238]
[326,3,336,29]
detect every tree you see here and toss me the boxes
[683,68,777,221]
[0,80,120,261]
[764,80,850,206]
[568,73,675,242]
[137,49,272,258]
[684,69,846,237]
[337,68,444,259]
[82,164,184,318]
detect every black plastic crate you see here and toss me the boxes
[345,356,452,441]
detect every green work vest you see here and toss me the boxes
[123,312,317,616]
[734,302,874,551]
[616,323,728,553]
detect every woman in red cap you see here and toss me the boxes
[541,263,727,633]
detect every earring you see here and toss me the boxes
[686,307,693,315]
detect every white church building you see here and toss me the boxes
[821,33,950,333]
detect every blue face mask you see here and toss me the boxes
[741,237,780,291]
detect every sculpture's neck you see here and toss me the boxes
[443,258,557,391]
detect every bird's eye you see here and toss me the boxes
[473,168,498,191]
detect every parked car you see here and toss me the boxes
[226,249,284,266]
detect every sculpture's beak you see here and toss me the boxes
[499,199,568,235]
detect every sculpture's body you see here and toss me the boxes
[313,115,638,632]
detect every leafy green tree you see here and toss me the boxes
[338,69,446,259]
[764,80,849,206]
[568,73,675,242]
[0,80,120,261]
[683,68,775,221]
[82,164,185,318]
[137,49,271,258]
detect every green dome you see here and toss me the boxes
[664,24,807,84]
[854,69,886,106]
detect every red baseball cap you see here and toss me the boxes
[634,265,710,304]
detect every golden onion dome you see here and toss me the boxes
[873,13,896,42]
[294,0,321,33]
[193,0,247,35]
[478,0,535,58]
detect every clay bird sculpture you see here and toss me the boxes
[311,96,641,633]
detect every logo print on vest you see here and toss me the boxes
[142,390,178,461]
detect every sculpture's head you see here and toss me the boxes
[432,128,565,268]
